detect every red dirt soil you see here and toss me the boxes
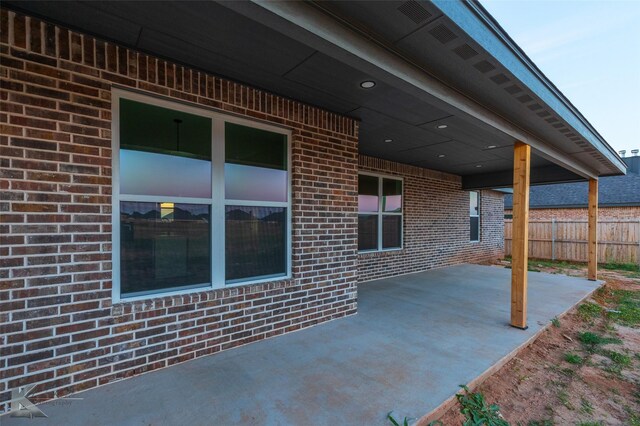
[437,264,640,425]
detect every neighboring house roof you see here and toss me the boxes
[505,156,640,209]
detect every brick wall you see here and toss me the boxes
[505,206,640,220]
[0,8,507,411]
[0,9,359,410]
[357,156,504,283]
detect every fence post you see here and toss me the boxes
[551,217,556,261]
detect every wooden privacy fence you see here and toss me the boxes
[505,219,640,264]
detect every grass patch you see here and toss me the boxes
[576,422,603,426]
[602,262,640,273]
[600,349,631,367]
[606,290,640,327]
[529,258,583,270]
[557,390,574,410]
[578,331,622,348]
[456,385,508,426]
[580,398,594,415]
[578,302,603,321]
[578,302,602,321]
[551,317,561,327]
[564,353,583,365]
[527,421,553,426]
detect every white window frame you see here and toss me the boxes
[111,88,292,302]
[470,190,480,243]
[357,171,403,253]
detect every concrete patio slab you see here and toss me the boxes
[3,264,601,425]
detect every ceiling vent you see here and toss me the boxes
[516,94,533,103]
[536,110,551,117]
[428,24,458,44]
[397,0,433,24]
[452,44,478,60]
[504,84,522,94]
[473,60,495,73]
[490,73,510,85]
[527,103,542,111]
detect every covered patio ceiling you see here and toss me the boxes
[6,0,626,188]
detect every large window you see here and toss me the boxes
[358,173,403,251]
[113,91,290,300]
[470,191,480,242]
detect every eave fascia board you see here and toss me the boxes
[434,0,626,175]
[245,0,601,180]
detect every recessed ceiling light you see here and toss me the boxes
[437,154,446,158]
[384,138,393,143]
[360,80,376,89]
[436,124,448,129]
[486,145,497,149]
[476,164,483,168]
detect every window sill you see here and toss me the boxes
[111,276,293,316]
[358,247,404,257]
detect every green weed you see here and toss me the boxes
[551,317,561,327]
[578,332,622,349]
[580,398,594,415]
[600,349,631,367]
[564,353,583,365]
[557,390,574,410]
[606,290,640,327]
[456,385,509,426]
[577,303,602,321]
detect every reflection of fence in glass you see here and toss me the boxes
[120,202,211,295]
[505,219,640,264]
[225,206,286,281]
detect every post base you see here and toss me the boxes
[510,324,528,330]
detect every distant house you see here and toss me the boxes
[505,154,640,220]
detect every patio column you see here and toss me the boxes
[588,178,598,280]
[511,141,530,329]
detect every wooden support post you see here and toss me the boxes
[588,178,598,280]
[511,141,530,329]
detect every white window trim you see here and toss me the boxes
[111,88,292,302]
[470,190,480,243]
[357,171,404,253]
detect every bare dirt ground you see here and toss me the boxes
[436,259,640,426]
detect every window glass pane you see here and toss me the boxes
[382,215,402,249]
[470,216,480,241]
[120,150,212,198]
[225,122,287,202]
[119,99,212,198]
[226,206,286,281]
[470,191,479,216]
[358,174,379,213]
[382,178,402,212]
[120,202,211,297]
[358,214,378,251]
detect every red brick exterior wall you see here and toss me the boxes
[0,10,505,410]
[357,157,504,282]
[505,206,640,220]
[0,9,359,410]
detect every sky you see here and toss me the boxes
[481,0,640,156]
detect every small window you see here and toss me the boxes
[470,191,480,242]
[358,174,402,251]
